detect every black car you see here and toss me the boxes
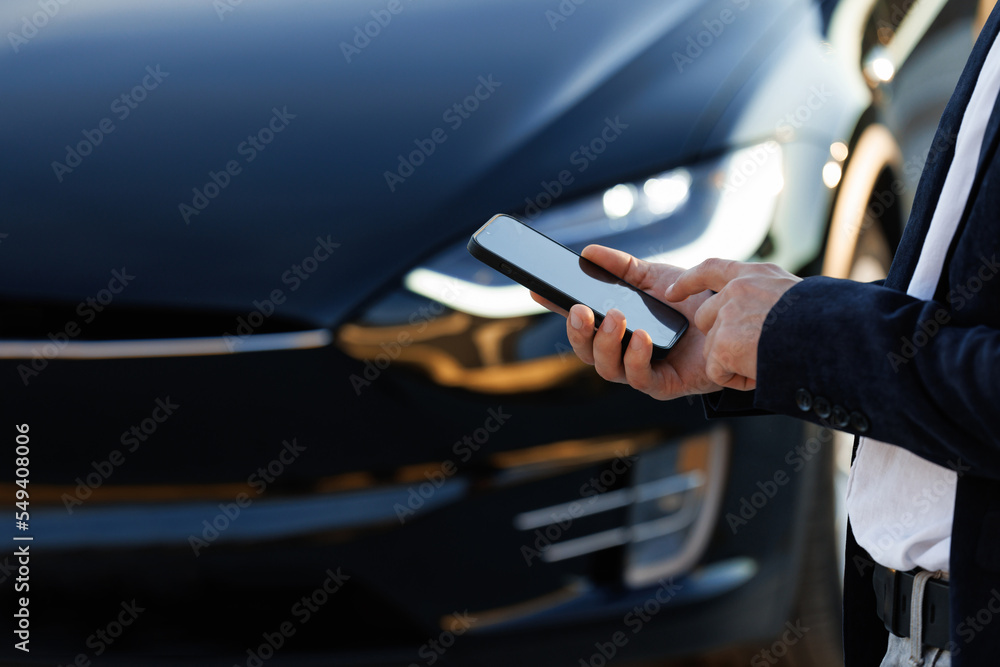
[0,0,981,664]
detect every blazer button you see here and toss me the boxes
[832,405,850,428]
[795,388,813,412]
[850,411,870,433]
[813,396,832,419]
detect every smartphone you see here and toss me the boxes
[467,214,687,359]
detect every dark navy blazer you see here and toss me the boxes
[708,5,1000,664]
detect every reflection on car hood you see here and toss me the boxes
[0,0,806,327]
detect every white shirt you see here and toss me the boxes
[846,30,1000,574]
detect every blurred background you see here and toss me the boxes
[0,0,993,665]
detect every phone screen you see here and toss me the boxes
[471,215,686,351]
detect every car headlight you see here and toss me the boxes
[337,141,782,393]
[405,141,783,318]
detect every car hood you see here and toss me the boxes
[0,0,808,329]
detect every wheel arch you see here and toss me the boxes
[822,119,905,279]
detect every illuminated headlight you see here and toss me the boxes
[405,141,783,318]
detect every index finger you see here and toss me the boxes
[580,245,668,292]
[664,258,743,301]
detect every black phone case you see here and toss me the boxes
[467,217,686,360]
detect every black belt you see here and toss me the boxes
[873,564,950,650]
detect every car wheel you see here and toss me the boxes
[779,424,844,667]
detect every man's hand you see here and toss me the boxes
[530,245,722,401]
[665,259,801,391]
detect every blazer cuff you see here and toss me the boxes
[701,389,772,419]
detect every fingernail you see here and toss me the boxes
[665,282,675,296]
[570,312,582,329]
[630,334,642,350]
[602,314,616,332]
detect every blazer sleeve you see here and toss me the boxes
[751,275,1000,479]
[699,279,885,419]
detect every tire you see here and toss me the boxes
[847,213,894,283]
[779,426,844,667]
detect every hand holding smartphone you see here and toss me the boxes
[467,214,687,358]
